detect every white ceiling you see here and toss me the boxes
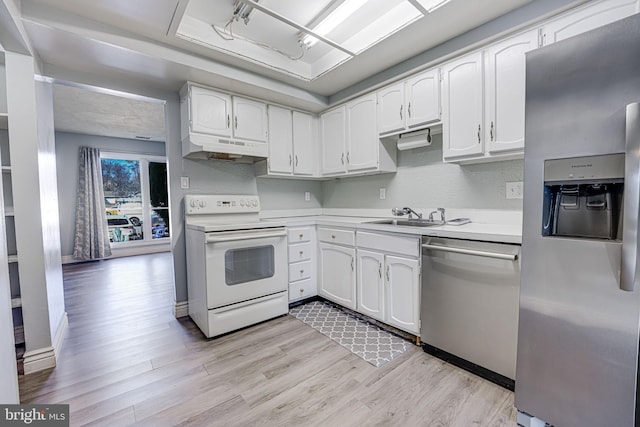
[13,0,555,142]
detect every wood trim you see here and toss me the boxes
[23,346,56,374]
[14,325,24,345]
[174,301,189,318]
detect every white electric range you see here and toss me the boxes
[185,194,288,338]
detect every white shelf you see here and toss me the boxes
[11,297,21,309]
[0,113,7,130]
[7,255,17,263]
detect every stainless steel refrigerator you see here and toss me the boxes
[516,14,640,427]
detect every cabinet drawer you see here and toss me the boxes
[289,241,312,263]
[289,278,314,301]
[289,260,312,282]
[356,231,419,258]
[288,226,313,243]
[317,227,355,246]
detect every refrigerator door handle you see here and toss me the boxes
[621,103,640,292]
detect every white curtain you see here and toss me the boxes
[73,147,112,260]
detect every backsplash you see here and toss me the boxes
[321,135,524,210]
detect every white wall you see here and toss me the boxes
[55,132,166,258]
[35,81,65,346]
[322,135,523,211]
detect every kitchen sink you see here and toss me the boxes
[366,219,444,228]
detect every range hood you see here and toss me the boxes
[397,124,442,150]
[182,133,268,163]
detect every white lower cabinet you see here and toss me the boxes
[287,226,317,302]
[356,232,421,335]
[318,227,356,309]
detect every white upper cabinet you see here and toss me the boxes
[189,86,232,138]
[187,85,266,143]
[542,0,639,45]
[321,106,346,175]
[232,96,267,142]
[346,93,378,171]
[442,51,485,160]
[377,83,405,135]
[484,29,538,154]
[377,68,441,137]
[405,69,441,129]
[292,111,315,176]
[266,105,293,174]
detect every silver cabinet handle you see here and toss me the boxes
[346,152,350,164]
[408,102,411,118]
[299,233,304,239]
[422,243,517,261]
[621,103,640,291]
[300,269,304,275]
[295,155,298,167]
[300,288,304,293]
[386,265,390,282]
[378,262,382,279]
[341,153,345,165]
[299,250,304,256]
[289,154,292,166]
[400,105,403,120]
[227,114,230,128]
[477,124,481,143]
[234,116,238,129]
[351,257,354,271]
[490,121,494,141]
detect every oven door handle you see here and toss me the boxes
[205,229,287,243]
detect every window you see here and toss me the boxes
[101,153,170,245]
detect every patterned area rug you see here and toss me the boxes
[289,300,411,367]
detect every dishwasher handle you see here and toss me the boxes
[422,243,518,261]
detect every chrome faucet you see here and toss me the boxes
[392,207,423,219]
[428,207,446,222]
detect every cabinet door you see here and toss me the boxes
[406,69,440,128]
[190,86,232,137]
[318,243,356,310]
[346,94,378,171]
[542,0,638,45]
[356,249,385,322]
[442,51,484,160]
[377,83,405,135]
[233,96,267,142]
[484,30,537,154]
[267,105,293,174]
[321,107,346,175]
[386,255,420,334]
[292,111,315,176]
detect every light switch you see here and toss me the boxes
[379,188,386,200]
[180,176,190,190]
[305,191,311,201]
[506,181,523,199]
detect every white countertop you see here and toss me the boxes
[260,209,522,244]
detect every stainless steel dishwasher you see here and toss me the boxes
[421,236,520,390]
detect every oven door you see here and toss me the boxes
[204,227,287,309]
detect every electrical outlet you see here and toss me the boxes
[506,181,523,199]
[379,188,386,200]
[180,176,190,190]
[305,191,311,201]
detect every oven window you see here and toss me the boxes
[225,245,275,286]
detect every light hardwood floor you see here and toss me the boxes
[19,252,517,426]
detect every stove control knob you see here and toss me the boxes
[190,200,197,208]
[240,200,245,207]
[251,200,258,207]
[199,200,206,208]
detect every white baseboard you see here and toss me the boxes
[52,312,68,360]
[174,301,189,318]
[62,243,170,264]
[23,346,56,374]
